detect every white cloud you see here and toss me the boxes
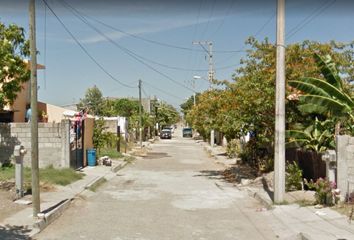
[77,17,221,44]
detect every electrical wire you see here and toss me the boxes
[42,0,136,89]
[59,0,195,93]
[141,86,149,99]
[143,81,186,101]
[63,6,245,54]
[215,11,276,65]
[56,1,243,72]
[286,0,337,40]
[199,0,217,40]
[208,0,237,38]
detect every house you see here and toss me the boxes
[0,60,45,122]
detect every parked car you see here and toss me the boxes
[182,127,192,138]
[160,129,172,139]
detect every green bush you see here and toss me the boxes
[93,118,119,153]
[103,132,119,149]
[286,162,303,191]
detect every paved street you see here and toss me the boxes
[35,131,279,240]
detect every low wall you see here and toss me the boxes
[0,120,70,168]
[337,135,354,199]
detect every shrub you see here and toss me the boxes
[286,162,303,191]
[226,139,240,158]
[305,178,340,206]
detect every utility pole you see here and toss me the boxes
[29,0,40,217]
[193,40,215,146]
[274,0,286,203]
[138,79,142,148]
[192,41,214,89]
[192,78,196,106]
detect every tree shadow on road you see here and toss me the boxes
[142,152,170,160]
[0,225,32,240]
[194,164,259,184]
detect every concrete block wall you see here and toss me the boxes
[336,135,354,198]
[0,120,70,168]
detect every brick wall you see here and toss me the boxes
[0,120,70,168]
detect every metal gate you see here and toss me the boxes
[70,119,85,169]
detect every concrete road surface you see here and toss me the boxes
[35,132,279,240]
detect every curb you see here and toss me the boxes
[111,161,128,173]
[84,176,106,191]
[32,198,72,235]
[245,187,273,210]
[31,162,130,236]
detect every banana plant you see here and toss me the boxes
[286,118,335,152]
[288,54,354,121]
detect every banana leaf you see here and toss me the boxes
[313,53,343,90]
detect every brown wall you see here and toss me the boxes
[83,118,94,167]
[11,81,29,122]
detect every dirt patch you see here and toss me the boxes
[197,163,260,184]
[222,163,259,184]
[0,181,56,223]
[332,203,354,222]
[0,190,27,223]
[143,152,169,160]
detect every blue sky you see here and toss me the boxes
[1,0,354,110]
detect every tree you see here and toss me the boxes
[186,89,222,139]
[77,85,104,116]
[180,93,200,120]
[156,102,179,128]
[0,22,30,109]
[113,98,140,117]
[185,37,354,169]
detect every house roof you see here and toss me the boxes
[23,59,45,70]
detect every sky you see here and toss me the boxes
[1,0,354,110]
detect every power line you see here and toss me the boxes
[63,6,245,54]
[60,0,195,93]
[42,0,136,89]
[208,0,237,38]
[286,0,337,39]
[215,12,276,65]
[141,86,149,99]
[199,0,217,39]
[143,81,185,101]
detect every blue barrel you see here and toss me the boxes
[87,149,96,166]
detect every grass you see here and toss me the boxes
[0,165,84,186]
[36,166,85,186]
[0,166,15,182]
[97,147,124,159]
